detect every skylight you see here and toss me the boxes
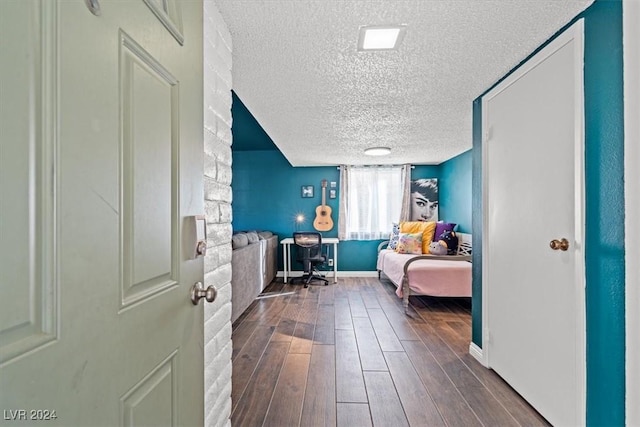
[358,25,407,51]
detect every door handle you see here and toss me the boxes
[549,238,569,251]
[190,282,217,305]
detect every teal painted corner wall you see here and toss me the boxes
[583,1,625,424]
[439,150,472,233]
[231,150,339,270]
[471,100,483,347]
[471,1,625,424]
[232,151,469,271]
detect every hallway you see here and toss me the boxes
[230,277,548,426]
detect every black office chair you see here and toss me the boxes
[293,231,329,288]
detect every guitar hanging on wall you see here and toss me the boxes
[313,179,334,231]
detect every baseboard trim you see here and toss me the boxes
[332,271,379,277]
[469,342,487,367]
[276,270,379,278]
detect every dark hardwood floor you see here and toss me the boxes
[231,276,549,427]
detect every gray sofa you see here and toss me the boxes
[231,231,278,323]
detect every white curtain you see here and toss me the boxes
[338,165,404,240]
[338,165,349,240]
[399,164,412,221]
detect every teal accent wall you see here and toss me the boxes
[471,1,625,424]
[232,152,470,271]
[412,165,441,180]
[232,150,339,269]
[583,2,625,424]
[439,150,472,233]
[231,92,278,151]
[471,100,483,347]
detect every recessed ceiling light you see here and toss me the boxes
[358,25,407,51]
[364,147,391,156]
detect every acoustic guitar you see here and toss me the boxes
[313,179,334,231]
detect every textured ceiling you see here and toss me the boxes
[215,0,594,166]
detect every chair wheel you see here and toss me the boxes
[304,284,309,288]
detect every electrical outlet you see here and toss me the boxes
[328,258,334,267]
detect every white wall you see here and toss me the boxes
[202,3,233,426]
[624,1,639,425]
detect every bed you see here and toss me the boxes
[376,232,472,313]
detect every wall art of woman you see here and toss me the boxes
[410,178,438,221]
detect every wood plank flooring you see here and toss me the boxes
[231,277,549,427]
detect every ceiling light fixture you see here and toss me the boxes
[364,147,391,156]
[358,25,407,51]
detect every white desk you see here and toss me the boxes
[280,237,339,283]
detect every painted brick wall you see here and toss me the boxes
[203,2,233,426]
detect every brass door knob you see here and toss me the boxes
[550,238,570,251]
[190,282,217,305]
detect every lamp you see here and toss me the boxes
[364,147,391,156]
[295,213,305,231]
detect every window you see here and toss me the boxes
[342,166,404,240]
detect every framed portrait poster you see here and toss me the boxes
[410,178,438,221]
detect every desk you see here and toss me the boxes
[280,237,339,283]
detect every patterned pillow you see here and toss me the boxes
[388,222,400,250]
[400,221,437,254]
[395,232,423,255]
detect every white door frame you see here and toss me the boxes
[481,20,586,424]
[624,1,640,425]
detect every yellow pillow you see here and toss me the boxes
[399,221,436,254]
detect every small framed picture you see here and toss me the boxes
[301,185,314,198]
[329,189,336,199]
[330,181,337,188]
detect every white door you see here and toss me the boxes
[624,1,640,424]
[482,21,585,426]
[0,1,205,425]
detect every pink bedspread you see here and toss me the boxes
[377,249,471,298]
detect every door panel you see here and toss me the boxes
[0,1,204,425]
[120,350,178,426]
[0,0,58,369]
[121,31,179,308]
[483,21,584,426]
